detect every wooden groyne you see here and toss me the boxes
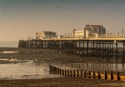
[49,65,125,81]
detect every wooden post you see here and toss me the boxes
[80,70,83,77]
[110,71,113,80]
[104,71,107,80]
[88,71,91,78]
[73,70,75,77]
[84,71,87,78]
[117,72,120,81]
[67,70,70,77]
[93,71,95,78]
[98,71,101,79]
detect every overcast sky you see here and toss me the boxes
[0,0,125,41]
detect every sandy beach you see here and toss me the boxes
[0,77,125,87]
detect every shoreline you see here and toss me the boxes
[0,77,124,87]
[0,47,124,86]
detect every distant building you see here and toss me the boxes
[35,31,57,39]
[73,25,106,38]
[73,29,84,38]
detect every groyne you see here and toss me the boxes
[49,65,125,81]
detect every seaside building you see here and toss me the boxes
[32,25,106,40]
[35,31,57,40]
[73,29,84,38]
[73,25,106,38]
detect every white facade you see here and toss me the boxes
[36,31,57,39]
[73,25,106,38]
[73,30,84,38]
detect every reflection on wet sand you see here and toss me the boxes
[0,48,125,79]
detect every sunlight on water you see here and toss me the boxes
[1,51,18,54]
[0,62,61,80]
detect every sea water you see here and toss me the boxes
[0,41,18,47]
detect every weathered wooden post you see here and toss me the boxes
[110,71,113,80]
[117,72,120,81]
[93,71,95,78]
[84,71,87,78]
[104,71,107,80]
[88,71,91,78]
[98,71,101,79]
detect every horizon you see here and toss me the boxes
[0,0,125,41]
[0,41,18,47]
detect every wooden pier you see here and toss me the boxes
[18,38,125,61]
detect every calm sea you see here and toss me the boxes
[0,41,18,47]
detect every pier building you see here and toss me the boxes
[35,31,57,40]
[73,25,106,38]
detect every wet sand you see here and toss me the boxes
[0,77,124,87]
[0,48,125,87]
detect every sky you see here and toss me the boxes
[0,0,125,41]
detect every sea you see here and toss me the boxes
[0,41,18,47]
[0,41,61,79]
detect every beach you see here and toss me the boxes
[0,48,125,87]
[0,77,125,87]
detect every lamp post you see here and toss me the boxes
[122,29,124,38]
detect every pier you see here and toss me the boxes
[18,38,125,61]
